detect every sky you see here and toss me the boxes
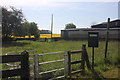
[0,0,119,34]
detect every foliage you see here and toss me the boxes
[2,7,40,41]
[21,22,30,36]
[65,23,76,29]
[22,22,40,40]
[2,7,26,37]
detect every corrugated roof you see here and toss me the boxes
[62,28,120,31]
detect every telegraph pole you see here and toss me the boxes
[51,14,53,40]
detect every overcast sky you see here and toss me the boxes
[0,0,119,34]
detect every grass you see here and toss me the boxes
[2,40,120,79]
[102,67,119,78]
[2,40,87,54]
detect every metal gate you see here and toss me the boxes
[34,51,65,79]
[33,44,88,79]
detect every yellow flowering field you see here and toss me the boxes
[40,34,61,38]
[14,34,61,38]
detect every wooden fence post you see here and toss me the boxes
[68,51,71,78]
[64,51,71,78]
[64,51,68,78]
[34,54,39,79]
[84,45,91,70]
[81,45,85,75]
[21,51,30,80]
[104,18,110,67]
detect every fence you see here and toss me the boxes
[0,51,30,79]
[1,44,90,80]
[33,44,89,79]
[3,51,35,79]
[64,45,86,78]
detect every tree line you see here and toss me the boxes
[2,7,40,41]
[2,6,76,41]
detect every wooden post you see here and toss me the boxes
[83,45,91,70]
[92,47,94,70]
[34,54,39,79]
[81,45,85,75]
[64,51,68,78]
[68,51,71,77]
[104,18,110,65]
[64,51,71,78]
[21,51,30,80]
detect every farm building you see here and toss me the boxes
[91,19,120,28]
[61,19,120,40]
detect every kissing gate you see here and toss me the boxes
[1,44,91,79]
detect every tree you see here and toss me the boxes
[2,6,26,40]
[22,22,40,40]
[29,22,38,35]
[65,23,76,29]
[22,22,31,36]
[28,22,40,39]
[2,7,40,41]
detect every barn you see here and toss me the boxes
[61,19,120,40]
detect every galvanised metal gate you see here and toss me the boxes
[34,51,65,79]
[34,44,88,79]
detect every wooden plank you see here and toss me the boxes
[38,51,65,56]
[6,64,20,67]
[0,55,22,63]
[71,70,82,75]
[70,50,82,54]
[5,51,22,55]
[5,51,34,55]
[49,75,65,80]
[39,68,64,75]
[71,60,82,64]
[39,59,64,65]
[54,75,65,79]
[1,68,21,78]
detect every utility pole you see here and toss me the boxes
[104,18,110,65]
[51,14,53,40]
[118,1,120,19]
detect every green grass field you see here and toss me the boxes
[2,40,120,79]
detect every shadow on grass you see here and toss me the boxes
[2,41,30,47]
[91,70,105,80]
[92,69,119,80]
